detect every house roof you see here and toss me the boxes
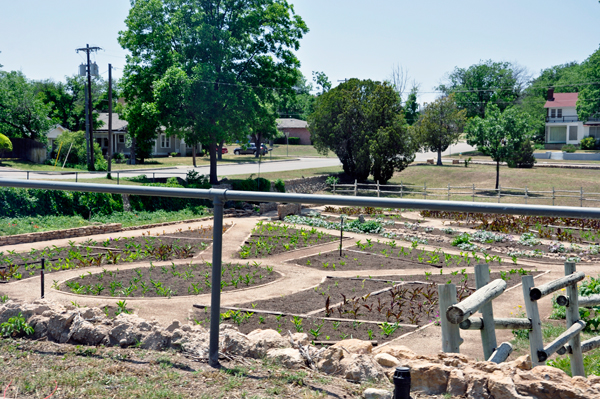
[276,118,308,129]
[544,93,578,108]
[96,112,128,131]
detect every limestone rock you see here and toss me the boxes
[317,347,344,375]
[466,371,491,399]
[220,330,251,357]
[340,354,386,382]
[374,353,400,368]
[70,316,108,345]
[266,348,305,369]
[447,369,468,396]
[142,329,172,350]
[487,371,534,399]
[247,329,289,358]
[291,332,309,346]
[166,320,181,332]
[363,388,392,399]
[506,355,532,371]
[373,344,417,361]
[47,312,76,343]
[410,362,450,395]
[332,339,372,355]
[278,203,302,220]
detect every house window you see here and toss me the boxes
[590,127,600,140]
[557,109,562,118]
[103,138,108,147]
[160,134,170,148]
[119,135,125,143]
[548,126,567,143]
[551,109,556,118]
[569,126,578,141]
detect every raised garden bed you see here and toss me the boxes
[238,221,339,258]
[59,261,279,298]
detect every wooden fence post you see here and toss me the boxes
[447,183,450,201]
[377,181,380,197]
[439,284,462,353]
[475,264,498,360]
[424,182,427,200]
[525,186,528,204]
[552,187,555,206]
[565,262,585,377]
[333,182,336,194]
[400,181,403,198]
[472,184,475,202]
[354,179,357,196]
[522,275,545,366]
[581,187,584,207]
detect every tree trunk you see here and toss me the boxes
[217,140,223,160]
[209,140,218,185]
[255,134,262,159]
[495,160,500,190]
[192,145,197,168]
[437,149,443,165]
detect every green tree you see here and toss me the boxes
[276,72,315,120]
[438,60,529,119]
[0,133,12,163]
[54,130,103,168]
[0,71,53,141]
[413,94,467,166]
[119,0,308,183]
[309,78,416,183]
[404,87,420,125]
[312,71,331,95]
[466,104,535,189]
[577,46,600,122]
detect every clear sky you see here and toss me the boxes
[1,0,599,103]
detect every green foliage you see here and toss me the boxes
[274,179,285,193]
[0,70,53,140]
[309,78,416,183]
[185,170,211,189]
[580,136,598,150]
[507,139,536,168]
[54,130,104,167]
[325,176,340,185]
[274,136,301,145]
[229,177,271,193]
[412,94,467,165]
[1,312,34,338]
[562,144,577,153]
[466,104,535,188]
[577,46,600,122]
[0,133,12,153]
[438,60,526,119]
[451,233,471,247]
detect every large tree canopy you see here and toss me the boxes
[577,46,600,122]
[466,104,534,189]
[0,71,53,141]
[309,78,416,183]
[412,94,466,165]
[119,0,308,182]
[438,60,529,119]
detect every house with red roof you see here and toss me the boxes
[544,88,600,148]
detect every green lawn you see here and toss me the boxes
[224,165,343,181]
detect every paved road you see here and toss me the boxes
[0,157,343,181]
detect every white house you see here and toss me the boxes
[46,124,69,151]
[544,89,600,148]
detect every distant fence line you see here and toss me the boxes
[332,180,600,207]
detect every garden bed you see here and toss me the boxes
[59,261,279,298]
[238,221,339,258]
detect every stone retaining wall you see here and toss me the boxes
[281,175,329,194]
[121,216,214,231]
[0,224,123,246]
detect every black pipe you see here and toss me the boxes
[393,366,411,399]
[41,258,45,299]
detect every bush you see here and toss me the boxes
[230,177,271,192]
[0,133,12,161]
[562,144,577,153]
[274,136,301,145]
[274,179,285,193]
[1,312,34,338]
[185,170,211,189]
[580,136,598,150]
[113,152,125,160]
[54,130,104,167]
[326,176,340,185]
[508,139,536,168]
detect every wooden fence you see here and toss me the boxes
[331,180,600,207]
[440,262,591,376]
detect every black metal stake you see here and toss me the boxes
[339,216,343,257]
[393,366,411,399]
[41,258,45,299]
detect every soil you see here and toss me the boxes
[238,226,339,258]
[58,261,279,298]
[296,243,511,272]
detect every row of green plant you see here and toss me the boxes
[550,275,600,332]
[284,214,385,234]
[239,221,336,258]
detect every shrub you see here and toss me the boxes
[274,136,301,145]
[0,133,12,161]
[185,170,211,189]
[562,144,577,153]
[1,312,34,338]
[326,176,340,185]
[580,136,598,150]
[508,139,536,168]
[54,130,103,166]
[113,152,125,160]
[230,177,271,192]
[273,179,285,193]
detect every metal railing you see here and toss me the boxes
[2,178,600,367]
[332,180,600,207]
[0,170,198,184]
[545,116,580,123]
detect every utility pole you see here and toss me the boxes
[107,63,113,178]
[76,44,101,170]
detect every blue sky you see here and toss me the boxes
[1,0,599,103]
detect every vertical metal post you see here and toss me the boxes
[497,185,501,203]
[339,216,344,257]
[41,258,45,299]
[439,284,462,353]
[475,264,497,360]
[472,184,475,202]
[400,181,403,199]
[447,183,450,201]
[209,195,224,367]
[26,171,29,180]
[552,187,555,206]
[354,180,357,196]
[377,181,380,198]
[581,187,583,207]
[117,172,119,185]
[565,262,585,376]
[522,275,544,366]
[423,182,427,200]
[525,187,528,205]
[76,172,78,183]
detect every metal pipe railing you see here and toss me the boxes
[3,178,600,367]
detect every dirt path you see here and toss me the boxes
[1,213,598,362]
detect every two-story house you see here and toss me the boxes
[544,88,600,148]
